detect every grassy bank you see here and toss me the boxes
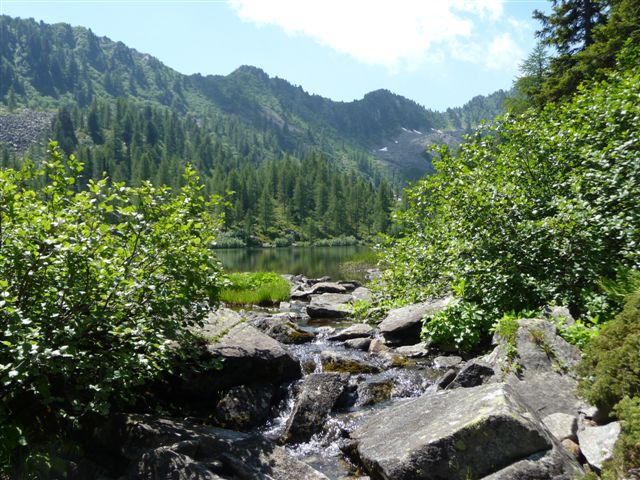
[220,272,291,306]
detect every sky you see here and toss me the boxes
[0,0,549,110]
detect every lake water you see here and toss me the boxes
[215,245,375,281]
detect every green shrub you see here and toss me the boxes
[577,290,640,415]
[0,143,224,470]
[220,272,291,305]
[422,299,492,352]
[213,232,246,249]
[375,51,640,321]
[557,318,600,350]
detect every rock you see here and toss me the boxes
[97,414,330,480]
[368,338,392,355]
[367,338,406,367]
[356,379,394,407]
[560,439,581,458]
[577,422,621,471]
[395,343,430,358]
[344,338,372,351]
[480,446,581,480]
[281,373,349,444]
[379,298,451,346]
[338,281,362,291]
[435,368,458,390]
[176,309,301,406]
[328,323,375,341]
[352,287,373,302]
[0,110,55,154]
[213,384,274,431]
[291,281,347,300]
[434,355,463,369]
[348,383,556,480]
[544,305,575,327]
[542,413,577,442]
[447,360,494,389]
[484,318,583,418]
[307,293,354,318]
[251,313,315,344]
[321,351,381,374]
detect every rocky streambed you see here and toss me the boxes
[76,275,621,480]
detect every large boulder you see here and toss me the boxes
[378,298,451,346]
[484,318,583,418]
[176,309,301,406]
[250,313,316,344]
[348,383,579,480]
[307,293,354,318]
[213,384,274,431]
[321,351,381,374]
[96,414,330,480]
[281,373,349,444]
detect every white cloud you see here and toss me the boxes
[485,33,524,70]
[227,0,517,71]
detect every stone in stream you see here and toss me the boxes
[321,351,381,374]
[344,337,372,351]
[447,359,494,389]
[433,355,463,369]
[281,372,350,444]
[213,384,274,431]
[327,323,375,341]
[250,313,316,344]
[378,298,451,346]
[95,414,330,480]
[291,281,348,300]
[395,343,430,358]
[356,378,394,407]
[174,309,301,407]
[347,382,580,480]
[307,293,354,318]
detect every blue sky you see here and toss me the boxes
[0,0,549,110]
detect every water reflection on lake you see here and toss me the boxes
[215,245,374,281]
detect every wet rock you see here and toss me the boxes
[96,414,330,480]
[447,360,494,389]
[176,309,301,406]
[434,355,463,369]
[542,413,577,442]
[356,379,394,407]
[251,313,315,344]
[368,338,392,355]
[435,368,458,390]
[307,293,354,318]
[577,422,621,471]
[379,298,451,346]
[395,343,430,358]
[213,384,274,431]
[349,383,555,480]
[344,337,372,351]
[321,351,381,374]
[328,323,375,341]
[281,373,349,444]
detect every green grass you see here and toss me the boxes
[220,272,291,306]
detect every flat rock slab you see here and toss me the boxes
[379,298,451,346]
[349,383,552,480]
[434,355,463,369]
[291,281,348,300]
[328,323,375,341]
[396,343,430,358]
[542,413,577,442]
[281,373,349,444]
[307,293,354,318]
[577,422,621,471]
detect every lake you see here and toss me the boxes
[215,245,376,281]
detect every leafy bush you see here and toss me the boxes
[0,143,224,469]
[314,236,359,247]
[577,290,640,415]
[220,272,291,305]
[213,232,246,249]
[376,49,640,323]
[421,299,492,351]
[557,318,600,350]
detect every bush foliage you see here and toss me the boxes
[376,51,640,329]
[0,143,224,468]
